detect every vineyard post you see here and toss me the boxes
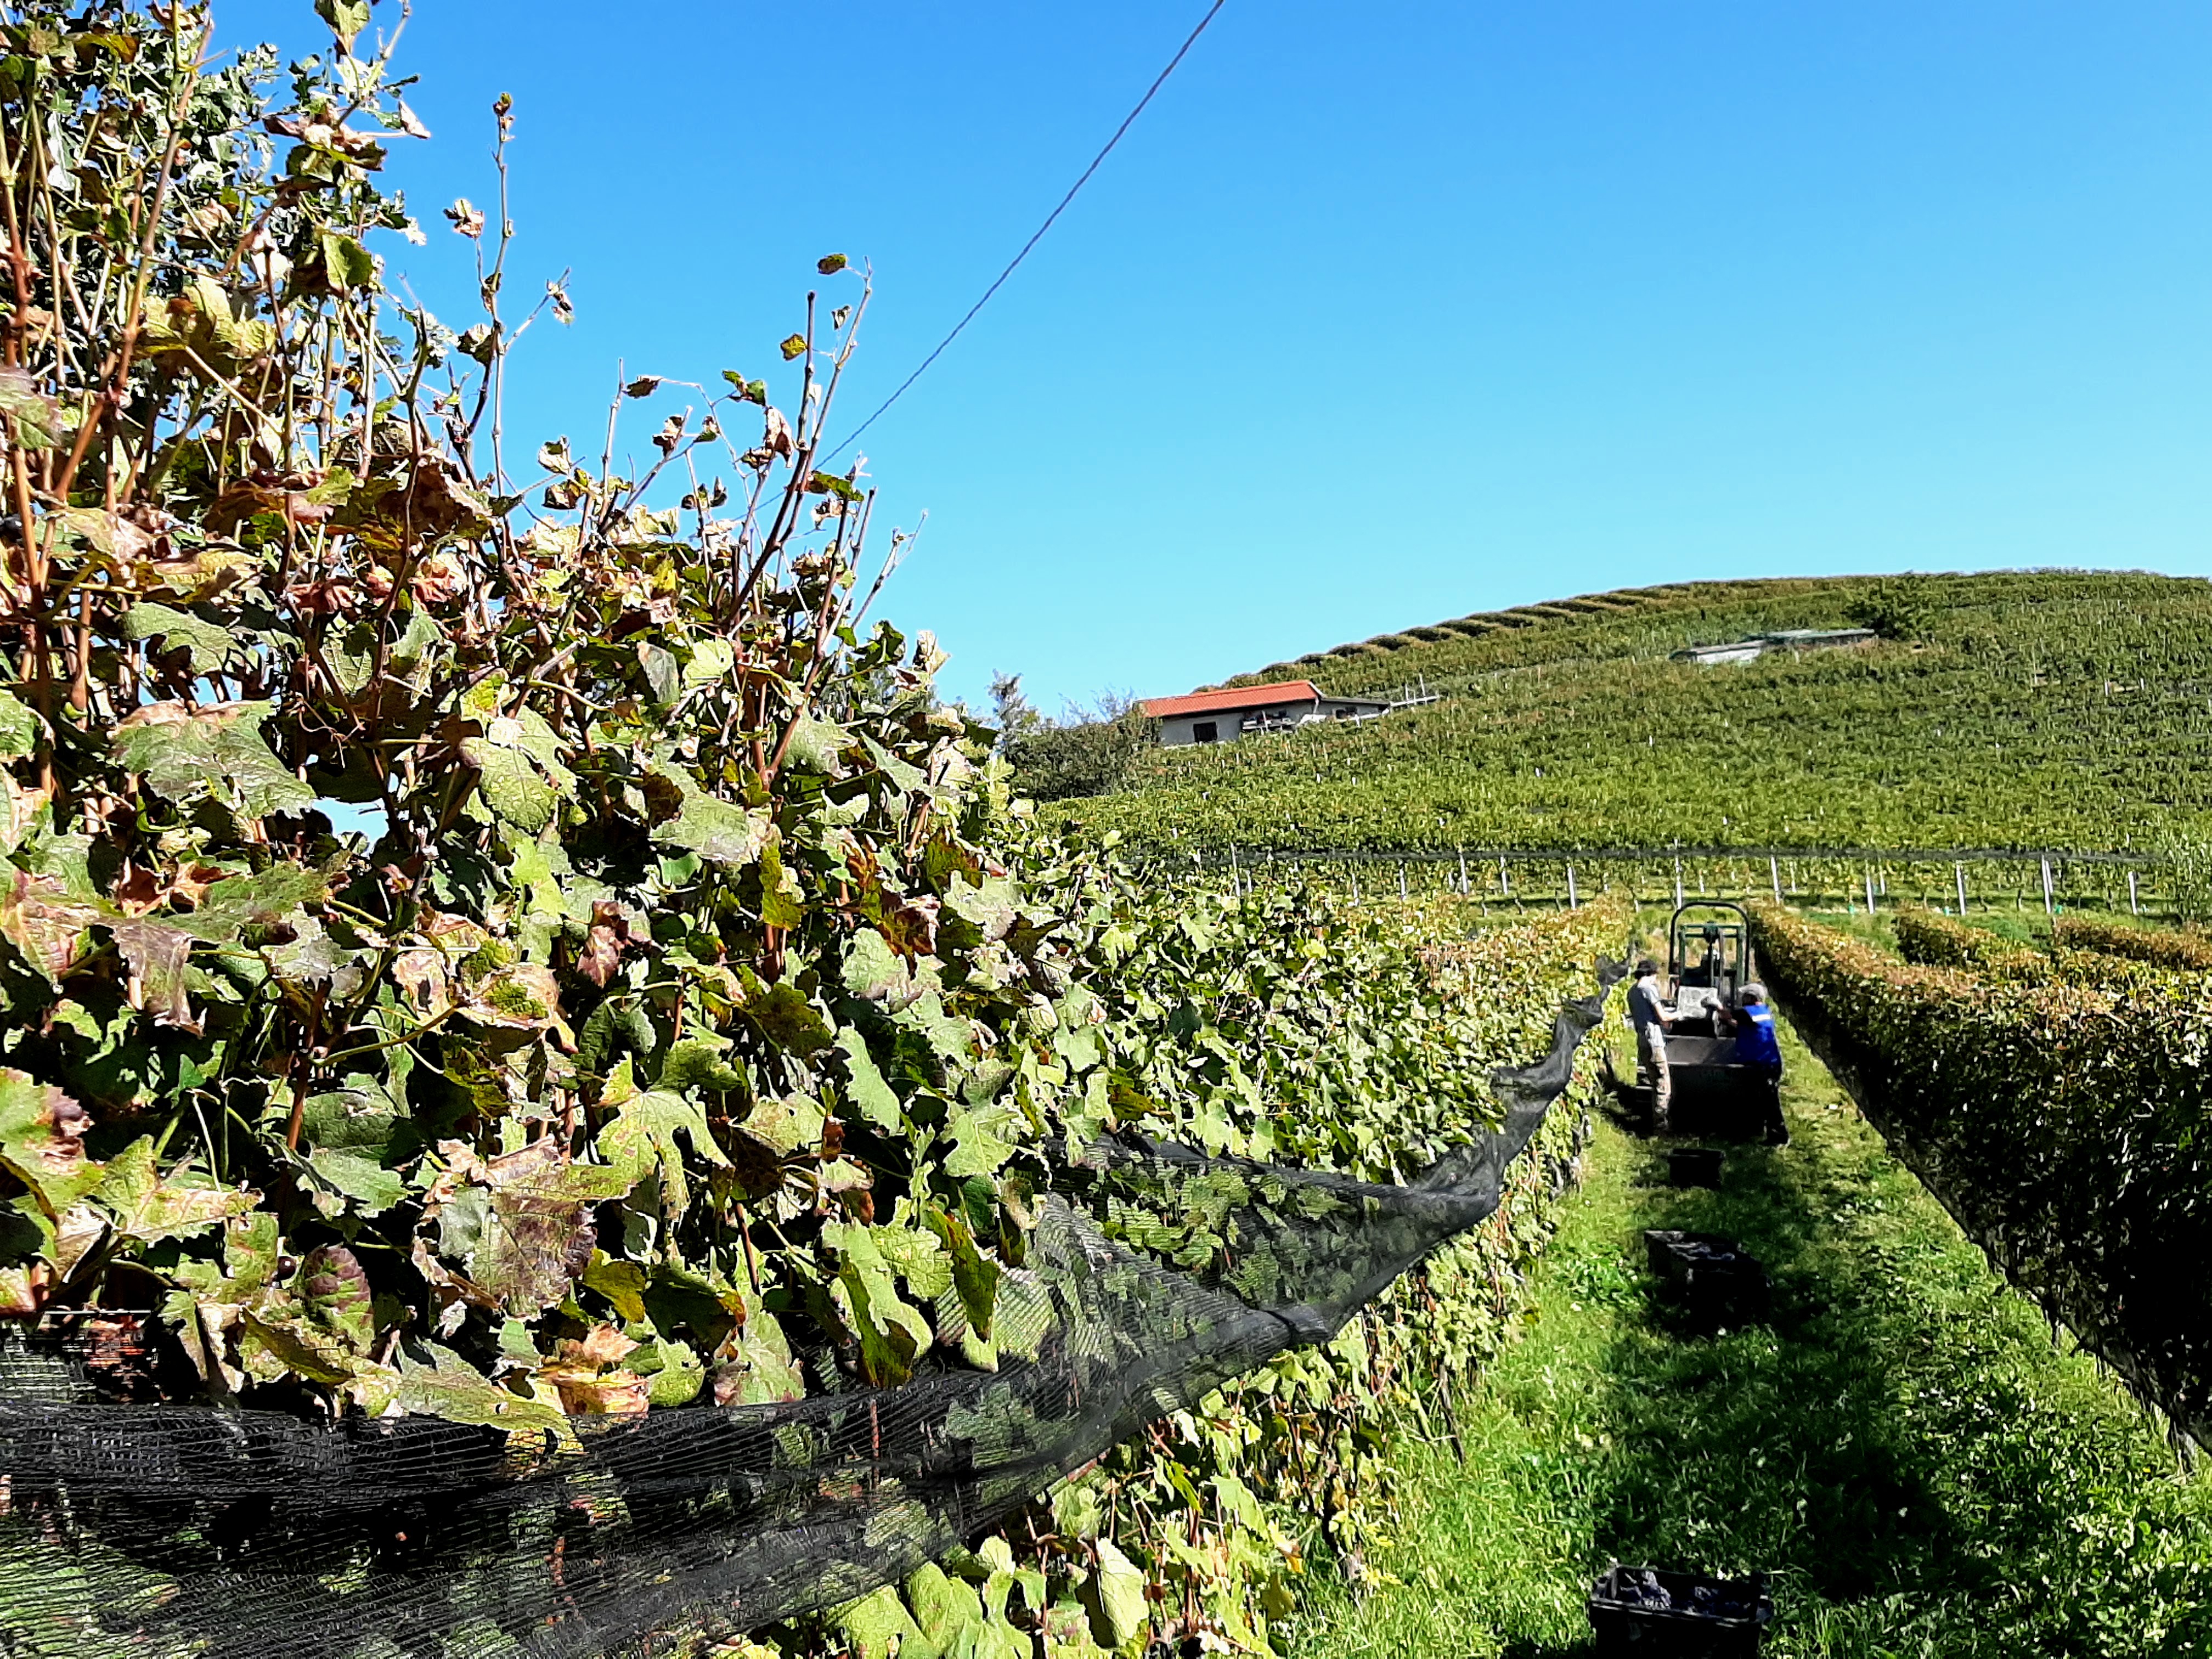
[1865,868,1877,914]
[1567,863,1579,907]
[1498,855,1510,898]
[2041,857,2055,916]
[1770,856,1781,904]
[1956,863,1968,915]
[1229,845,1240,899]
[2130,870,2140,916]
[1457,847,1468,895]
[1673,856,1684,910]
[1398,863,1409,902]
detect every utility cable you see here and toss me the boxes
[825,0,1229,461]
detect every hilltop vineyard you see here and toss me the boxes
[1046,572,2212,856]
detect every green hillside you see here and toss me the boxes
[1046,570,2212,854]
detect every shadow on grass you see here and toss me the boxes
[1556,1038,2212,1655]
[1297,1019,2212,1658]
[1584,1130,1988,1604]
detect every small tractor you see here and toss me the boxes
[1623,901,1772,1139]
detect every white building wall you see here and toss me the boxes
[1156,697,1390,745]
[1158,713,1221,746]
[1157,701,1306,746]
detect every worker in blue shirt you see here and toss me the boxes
[1723,984,1788,1146]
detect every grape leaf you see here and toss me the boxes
[118,603,242,675]
[651,773,771,866]
[0,690,41,760]
[96,1138,256,1245]
[0,366,63,449]
[0,1071,101,1221]
[834,1028,902,1132]
[110,701,315,819]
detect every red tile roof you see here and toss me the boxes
[1139,679,1323,720]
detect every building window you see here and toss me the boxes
[1192,721,1218,743]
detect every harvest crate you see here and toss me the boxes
[1587,1563,1772,1655]
[1668,1146,1725,1186]
[1644,1230,1771,1327]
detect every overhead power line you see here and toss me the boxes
[827,0,1229,460]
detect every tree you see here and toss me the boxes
[988,670,1048,749]
[1003,690,1155,801]
[1846,575,1937,642]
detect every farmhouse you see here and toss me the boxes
[1141,678,1394,746]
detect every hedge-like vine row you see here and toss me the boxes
[1890,907,2052,981]
[2054,915,2212,975]
[797,897,1627,1659]
[1894,907,2210,1000]
[1749,903,2212,1449]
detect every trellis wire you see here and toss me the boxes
[1136,844,2175,918]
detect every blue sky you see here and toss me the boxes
[216,1,2212,712]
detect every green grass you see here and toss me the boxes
[1925,907,2167,948]
[1793,909,1899,951]
[1285,1014,2212,1657]
[1825,903,2166,952]
[1048,570,2212,854]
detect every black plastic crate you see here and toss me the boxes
[1643,1228,1728,1280]
[1588,1563,1773,1655]
[1642,1231,1771,1327]
[1668,1146,1725,1187]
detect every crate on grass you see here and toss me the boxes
[1668,1146,1725,1186]
[1587,1563,1772,1655]
[1643,1229,1771,1327]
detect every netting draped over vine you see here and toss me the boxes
[0,968,1613,1659]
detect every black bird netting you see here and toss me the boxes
[0,970,1616,1659]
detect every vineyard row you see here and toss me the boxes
[1143,844,2173,920]
[1748,904,2212,1452]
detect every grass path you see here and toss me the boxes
[1288,1014,2212,1657]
